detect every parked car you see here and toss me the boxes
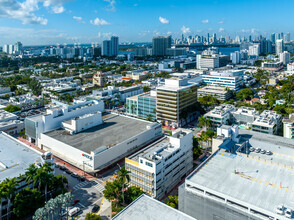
[249,147,255,152]
[68,207,81,217]
[276,205,285,215]
[72,199,80,206]
[60,166,66,171]
[71,173,78,178]
[266,150,272,155]
[65,169,72,174]
[260,149,266,154]
[255,148,261,153]
[285,209,293,218]
[92,204,100,213]
[55,164,59,168]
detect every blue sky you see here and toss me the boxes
[0,0,293,45]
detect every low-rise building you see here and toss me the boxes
[179,126,294,220]
[0,120,24,135]
[138,91,157,120]
[125,129,193,199]
[202,70,244,92]
[93,71,107,87]
[252,110,282,135]
[126,95,139,116]
[262,61,283,72]
[38,113,162,172]
[231,106,259,126]
[283,113,294,139]
[204,104,236,128]
[0,110,18,122]
[113,194,196,220]
[197,86,231,101]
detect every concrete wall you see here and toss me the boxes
[92,123,162,170]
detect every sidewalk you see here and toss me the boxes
[98,198,112,220]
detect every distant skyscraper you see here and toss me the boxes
[285,32,291,43]
[152,36,171,56]
[111,36,119,56]
[279,51,290,65]
[14,42,22,54]
[275,39,284,54]
[8,45,14,54]
[248,44,260,56]
[3,44,8,54]
[101,36,119,56]
[212,33,217,43]
[270,33,275,43]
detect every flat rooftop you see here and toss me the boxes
[44,113,151,154]
[112,194,196,220]
[0,132,42,182]
[187,129,294,216]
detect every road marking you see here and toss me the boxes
[78,203,86,208]
[92,180,105,192]
[73,181,90,190]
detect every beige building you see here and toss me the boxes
[156,78,198,128]
[93,71,107,87]
[125,72,148,81]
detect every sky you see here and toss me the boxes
[0,0,294,45]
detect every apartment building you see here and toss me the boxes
[252,110,282,135]
[204,104,236,128]
[125,129,193,199]
[197,86,231,101]
[92,71,107,87]
[283,113,294,139]
[126,95,138,116]
[231,106,259,126]
[156,78,198,128]
[202,70,244,92]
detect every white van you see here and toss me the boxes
[68,207,81,217]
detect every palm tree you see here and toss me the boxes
[34,168,53,202]
[2,178,18,219]
[117,168,130,205]
[0,183,4,220]
[197,116,211,131]
[25,164,38,188]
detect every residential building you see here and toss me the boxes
[102,40,111,56]
[113,194,196,220]
[25,100,104,144]
[125,129,193,198]
[279,51,290,65]
[179,126,294,220]
[261,61,283,72]
[152,36,172,56]
[0,120,24,135]
[231,106,259,126]
[283,113,294,139]
[14,41,23,54]
[202,70,244,92]
[37,113,162,171]
[248,44,260,56]
[111,36,119,56]
[204,104,236,128]
[197,86,231,101]
[166,48,187,56]
[156,78,198,128]
[275,39,284,54]
[0,110,18,122]
[252,110,282,135]
[92,71,107,87]
[134,47,148,57]
[230,51,240,64]
[196,54,219,69]
[125,71,148,81]
[0,86,11,95]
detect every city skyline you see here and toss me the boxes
[0,0,294,45]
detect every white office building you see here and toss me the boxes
[230,51,240,64]
[282,114,294,139]
[275,39,284,54]
[202,70,244,92]
[25,100,104,144]
[204,104,236,128]
[125,129,193,199]
[197,54,219,69]
[248,44,260,56]
[279,51,290,65]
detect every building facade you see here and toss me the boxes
[125,129,193,199]
[283,113,294,139]
[197,86,232,101]
[252,110,282,135]
[152,36,172,56]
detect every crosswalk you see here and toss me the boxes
[73,181,90,191]
[92,180,105,192]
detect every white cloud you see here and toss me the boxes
[0,0,47,25]
[52,5,65,13]
[218,20,224,24]
[73,16,85,23]
[159,16,169,24]
[104,0,116,11]
[90,18,110,26]
[201,19,209,24]
[181,26,190,34]
[219,27,224,32]
[133,3,138,7]
[167,31,172,35]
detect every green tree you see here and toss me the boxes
[117,168,131,205]
[197,116,211,131]
[3,105,21,113]
[192,136,202,160]
[13,188,44,218]
[236,88,254,100]
[166,195,178,209]
[124,186,143,204]
[103,180,122,207]
[25,164,38,188]
[142,86,151,93]
[2,178,18,219]
[84,213,102,220]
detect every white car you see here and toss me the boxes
[285,209,293,218]
[276,205,285,215]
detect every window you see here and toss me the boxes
[146,162,153,167]
[140,159,143,164]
